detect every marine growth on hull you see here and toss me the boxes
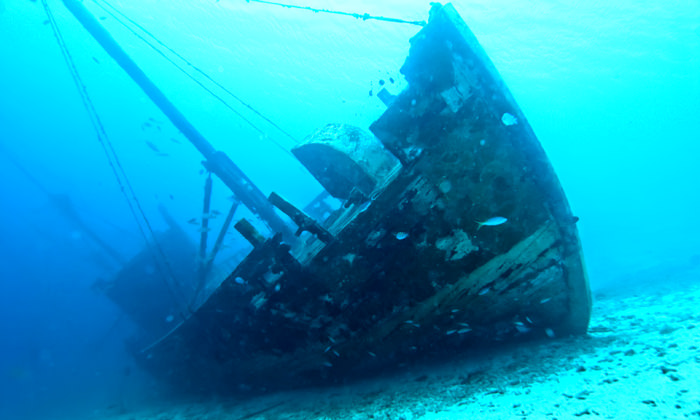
[90,3,591,393]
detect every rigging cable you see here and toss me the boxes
[41,0,189,317]
[93,0,299,155]
[244,0,427,27]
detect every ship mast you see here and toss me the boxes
[60,0,294,241]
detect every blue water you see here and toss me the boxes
[0,0,698,418]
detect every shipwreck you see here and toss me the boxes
[61,1,591,393]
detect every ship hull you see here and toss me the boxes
[134,3,591,393]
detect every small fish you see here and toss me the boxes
[170,137,181,144]
[197,227,211,233]
[187,218,198,225]
[144,140,160,153]
[476,216,508,230]
[395,232,409,240]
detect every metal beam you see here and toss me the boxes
[61,0,293,239]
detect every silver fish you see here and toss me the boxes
[476,216,508,230]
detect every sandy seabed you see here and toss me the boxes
[89,267,700,420]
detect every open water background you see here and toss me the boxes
[0,0,698,418]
